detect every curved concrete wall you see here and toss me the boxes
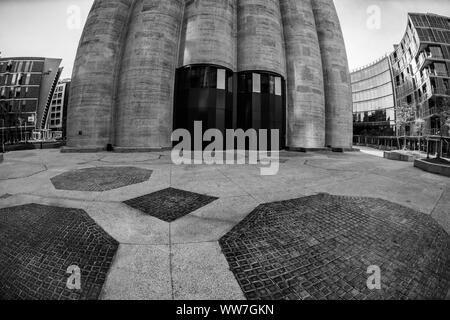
[67,0,133,150]
[280,0,325,149]
[311,0,353,149]
[179,0,237,71]
[237,0,286,77]
[66,0,353,151]
[115,0,184,149]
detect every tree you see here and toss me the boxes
[415,118,425,152]
[435,97,450,159]
[395,102,416,150]
[0,101,5,152]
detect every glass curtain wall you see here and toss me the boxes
[237,71,286,149]
[174,65,286,150]
[173,65,234,145]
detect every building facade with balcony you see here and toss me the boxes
[390,13,450,142]
[0,57,62,144]
[47,79,71,140]
[352,13,450,153]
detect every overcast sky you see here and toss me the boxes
[1,0,450,78]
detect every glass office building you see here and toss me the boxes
[351,56,396,137]
[0,57,62,144]
[48,79,71,139]
[391,13,450,138]
[352,13,450,152]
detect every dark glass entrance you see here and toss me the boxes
[173,65,286,149]
[173,65,233,135]
[236,71,286,149]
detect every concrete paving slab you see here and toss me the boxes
[101,244,172,300]
[85,202,171,245]
[171,242,245,300]
[432,186,450,235]
[308,172,444,214]
[174,178,245,198]
[190,195,259,223]
[1,148,450,300]
[0,161,47,180]
[171,214,236,244]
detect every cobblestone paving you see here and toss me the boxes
[51,166,153,191]
[124,188,218,222]
[0,204,119,300]
[219,194,450,300]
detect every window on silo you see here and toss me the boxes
[275,78,281,96]
[261,74,270,94]
[269,76,275,95]
[252,73,260,93]
[217,69,226,90]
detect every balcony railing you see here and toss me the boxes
[423,128,450,137]
[421,106,438,118]
[396,81,415,94]
[417,52,429,71]
[421,101,450,118]
[424,128,440,136]
[417,93,431,105]
[418,51,445,71]
[432,87,450,96]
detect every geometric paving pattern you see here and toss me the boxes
[219,194,450,300]
[50,166,153,192]
[123,188,218,223]
[0,204,119,300]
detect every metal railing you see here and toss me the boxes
[418,51,445,71]
[432,87,450,96]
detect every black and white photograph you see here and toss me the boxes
[0,0,449,312]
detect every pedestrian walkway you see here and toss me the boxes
[0,149,449,300]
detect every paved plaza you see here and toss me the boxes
[220,194,449,300]
[0,204,118,300]
[0,148,449,300]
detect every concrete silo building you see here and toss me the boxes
[65,0,353,152]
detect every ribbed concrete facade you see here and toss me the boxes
[66,0,353,151]
[179,0,237,71]
[237,0,286,77]
[311,0,353,149]
[115,0,184,149]
[280,0,325,149]
[67,0,133,150]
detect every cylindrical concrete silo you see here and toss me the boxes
[115,0,184,150]
[179,0,237,71]
[311,0,353,149]
[280,0,326,149]
[237,0,286,77]
[66,0,133,151]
